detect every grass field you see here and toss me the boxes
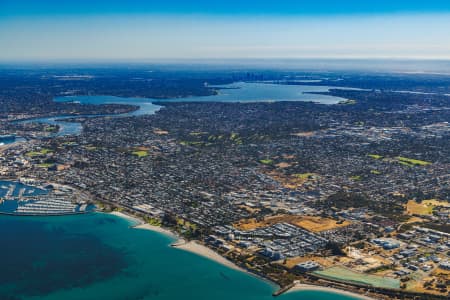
[259,159,273,165]
[314,266,400,289]
[176,217,198,231]
[234,214,351,232]
[145,217,162,226]
[293,173,315,180]
[37,163,54,168]
[132,150,149,157]
[397,156,431,166]
[26,148,53,157]
[230,132,243,144]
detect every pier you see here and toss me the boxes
[272,283,295,297]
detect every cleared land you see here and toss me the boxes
[275,162,292,168]
[153,129,169,135]
[291,131,315,137]
[405,199,450,216]
[268,171,318,189]
[234,214,351,232]
[292,216,351,232]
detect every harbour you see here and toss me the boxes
[0,180,95,216]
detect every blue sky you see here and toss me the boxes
[1,1,450,61]
[2,1,450,16]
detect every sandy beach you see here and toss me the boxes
[111,212,245,272]
[174,242,376,299]
[172,240,245,272]
[109,211,244,273]
[109,211,178,238]
[288,282,376,300]
[135,223,178,238]
[109,211,142,225]
[110,211,377,299]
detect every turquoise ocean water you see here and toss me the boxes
[0,213,363,300]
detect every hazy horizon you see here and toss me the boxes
[1,1,450,62]
[2,58,450,74]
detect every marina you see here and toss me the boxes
[1,0,449,298]
[0,180,94,216]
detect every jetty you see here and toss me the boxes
[272,283,295,296]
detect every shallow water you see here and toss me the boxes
[0,213,364,300]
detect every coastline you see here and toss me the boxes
[108,212,245,272]
[109,211,178,238]
[109,211,376,300]
[108,211,271,281]
[109,211,143,226]
[288,283,375,300]
[172,240,245,273]
[135,223,178,238]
